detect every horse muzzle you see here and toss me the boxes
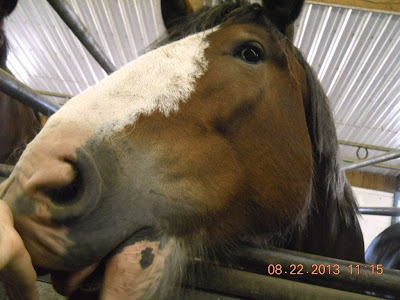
[0,145,102,224]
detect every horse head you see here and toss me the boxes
[0,0,363,298]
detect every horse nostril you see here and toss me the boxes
[42,163,83,206]
[30,148,102,222]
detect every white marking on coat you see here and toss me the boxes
[42,29,215,139]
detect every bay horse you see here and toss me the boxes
[0,0,41,165]
[366,222,400,270]
[0,0,364,298]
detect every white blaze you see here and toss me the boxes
[44,29,214,137]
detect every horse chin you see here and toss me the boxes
[50,227,172,298]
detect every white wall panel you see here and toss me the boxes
[354,187,394,250]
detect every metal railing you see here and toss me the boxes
[46,0,116,75]
[342,151,400,172]
[0,69,60,116]
[359,207,400,217]
[185,247,400,299]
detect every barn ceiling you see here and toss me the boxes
[4,0,400,176]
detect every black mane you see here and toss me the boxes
[295,49,359,216]
[0,34,9,68]
[0,24,8,70]
[290,44,363,261]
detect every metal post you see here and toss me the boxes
[342,150,400,171]
[0,69,60,116]
[46,0,116,75]
[359,207,400,217]
[394,177,400,223]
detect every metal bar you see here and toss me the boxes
[229,247,400,298]
[394,191,400,224]
[339,140,396,153]
[342,151,400,171]
[359,207,400,217]
[46,0,116,75]
[0,69,59,116]
[342,158,400,171]
[35,89,73,99]
[0,164,13,178]
[188,264,378,300]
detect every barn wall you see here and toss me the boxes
[346,171,397,193]
[353,187,394,250]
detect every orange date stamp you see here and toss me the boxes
[267,264,384,276]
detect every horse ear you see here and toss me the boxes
[0,0,18,18]
[161,0,194,32]
[262,0,304,34]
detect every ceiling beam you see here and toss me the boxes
[308,0,400,14]
[189,0,400,14]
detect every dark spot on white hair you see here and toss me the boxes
[140,247,155,269]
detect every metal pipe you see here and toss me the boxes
[188,263,378,300]
[35,89,73,99]
[230,247,400,298]
[0,69,59,116]
[342,150,400,171]
[394,192,400,224]
[339,140,396,153]
[46,0,116,75]
[342,157,400,171]
[359,207,400,217]
[0,164,13,178]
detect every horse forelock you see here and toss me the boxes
[157,0,285,47]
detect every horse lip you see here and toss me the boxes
[51,262,101,296]
[50,226,158,296]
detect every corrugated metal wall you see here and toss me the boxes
[294,4,400,176]
[6,0,165,98]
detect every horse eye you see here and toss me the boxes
[236,44,263,64]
